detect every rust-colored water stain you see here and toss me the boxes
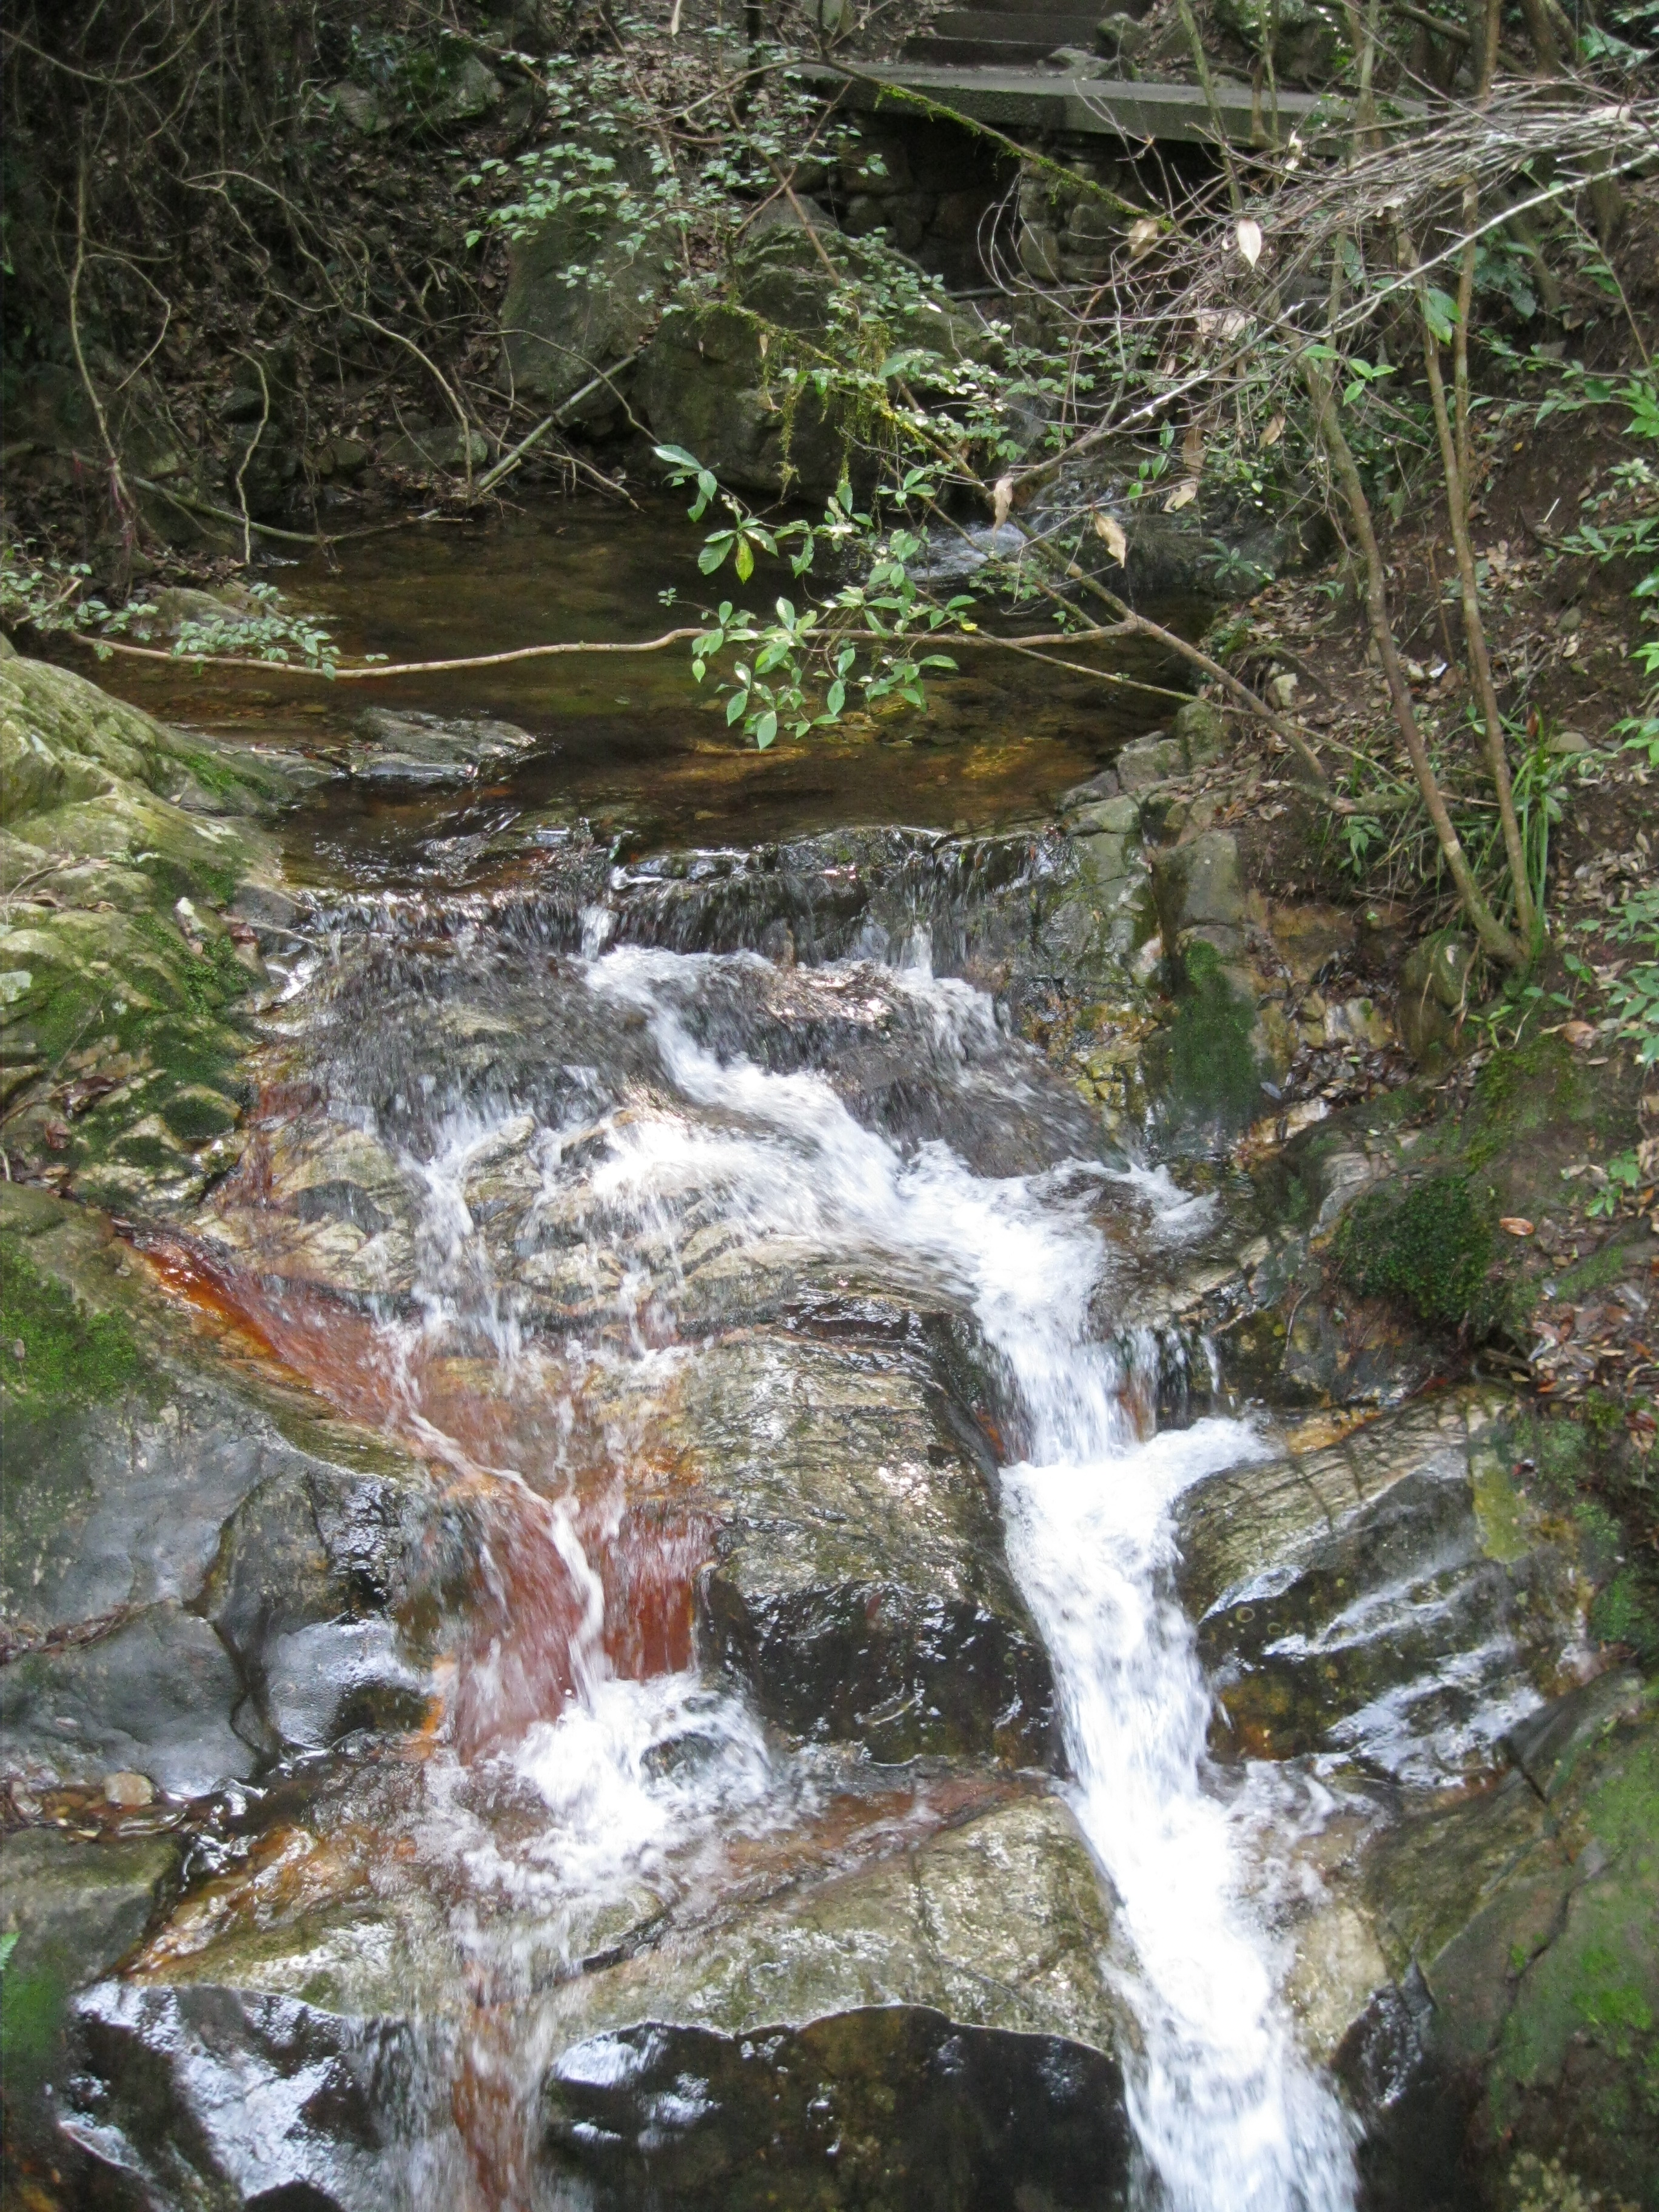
[452,2009,546,2212]
[449,1483,711,1762]
[135,1230,713,1756]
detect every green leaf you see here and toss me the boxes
[734,537,754,583]
[1422,286,1458,345]
[726,691,748,724]
[698,535,732,574]
[754,710,778,749]
[825,679,846,716]
[654,444,701,472]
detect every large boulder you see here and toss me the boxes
[636,208,983,498]
[0,655,310,1208]
[499,130,678,417]
[674,1329,1054,1763]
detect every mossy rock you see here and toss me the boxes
[0,657,290,1204]
[1353,1679,1659,2208]
[1482,1693,1659,2205]
[160,1083,241,1145]
[1144,937,1279,1148]
[1332,1172,1495,1332]
[1,1828,183,2160]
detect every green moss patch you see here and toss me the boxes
[1148,940,1265,1142]
[0,1235,153,1413]
[1333,1173,1494,1330]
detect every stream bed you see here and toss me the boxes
[4,505,1628,2211]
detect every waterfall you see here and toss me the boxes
[568,942,1359,2212]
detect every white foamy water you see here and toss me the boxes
[574,942,1359,2212]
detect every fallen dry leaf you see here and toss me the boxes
[992,475,1016,528]
[1236,217,1264,267]
[1500,1217,1535,1237]
[1261,412,1285,446]
[1164,478,1198,512]
[1561,1021,1598,1048]
[1127,216,1161,258]
[1092,511,1128,565]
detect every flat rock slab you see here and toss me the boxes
[819,61,1353,144]
[675,1328,1054,1763]
[535,1792,1125,2054]
[348,708,542,786]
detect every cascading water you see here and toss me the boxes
[126,882,1362,2209]
[571,941,1359,2211]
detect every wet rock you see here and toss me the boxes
[1048,794,1155,981]
[1177,1393,1585,1783]
[1,1603,253,1797]
[677,1330,1054,1764]
[543,2006,1130,2210]
[1503,1663,1647,1798]
[62,1796,1128,2207]
[349,706,541,785]
[531,1801,1133,2203]
[69,1981,458,2209]
[540,1794,1124,2051]
[206,1459,438,1754]
[1142,941,1289,1150]
[1,1185,437,1791]
[0,1828,183,2159]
